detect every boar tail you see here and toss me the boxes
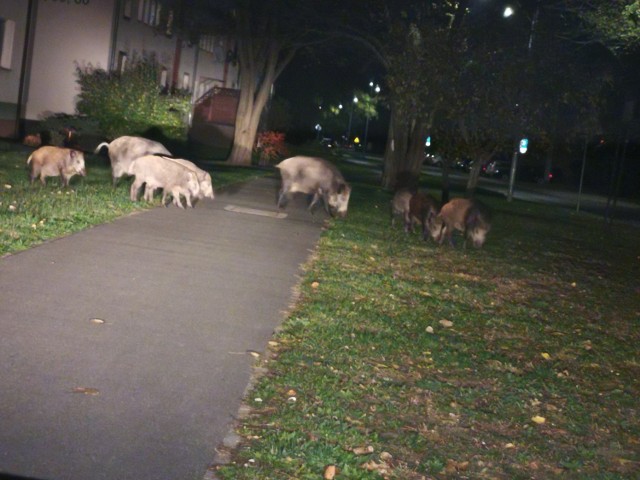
[26,153,33,165]
[94,142,110,154]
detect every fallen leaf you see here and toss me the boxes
[379,451,393,461]
[323,464,336,479]
[541,352,551,360]
[286,389,297,396]
[531,415,546,424]
[90,318,105,324]
[352,445,374,455]
[426,326,434,334]
[311,281,320,289]
[439,319,454,328]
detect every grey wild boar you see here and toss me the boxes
[409,192,441,241]
[145,155,214,202]
[129,155,200,209]
[94,136,171,186]
[27,146,86,187]
[436,197,492,248]
[390,188,414,232]
[275,156,351,218]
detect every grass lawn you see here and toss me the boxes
[1,141,638,478]
[0,141,266,257]
[214,158,640,479]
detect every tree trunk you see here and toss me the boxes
[381,108,428,191]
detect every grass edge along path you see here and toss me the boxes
[214,174,639,479]
[0,146,268,257]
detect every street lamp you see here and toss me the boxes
[347,96,358,144]
[363,83,381,155]
[506,1,540,201]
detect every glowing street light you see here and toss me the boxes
[347,96,358,143]
[503,6,514,17]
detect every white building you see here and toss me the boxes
[0,0,238,140]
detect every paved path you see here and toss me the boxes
[0,177,325,480]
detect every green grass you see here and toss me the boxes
[214,165,640,479]
[0,142,266,256]
[2,141,638,478]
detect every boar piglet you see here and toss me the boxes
[146,155,214,202]
[94,136,171,186]
[436,197,492,248]
[409,192,441,241]
[129,155,200,209]
[27,146,86,187]
[275,156,351,218]
[390,188,414,232]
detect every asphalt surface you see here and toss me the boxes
[0,176,326,480]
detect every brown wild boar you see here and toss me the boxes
[390,188,413,232]
[94,136,171,186]
[129,155,200,209]
[144,155,214,202]
[275,156,351,218]
[409,192,441,241]
[27,146,86,187]
[23,133,42,148]
[436,197,492,248]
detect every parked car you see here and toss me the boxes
[424,153,443,167]
[482,160,510,178]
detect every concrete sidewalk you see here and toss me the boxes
[0,176,325,480]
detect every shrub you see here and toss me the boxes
[254,131,288,166]
[75,56,191,141]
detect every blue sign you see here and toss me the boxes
[519,138,529,154]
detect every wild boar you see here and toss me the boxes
[23,133,42,148]
[145,155,214,202]
[390,188,414,232]
[94,136,171,186]
[436,197,492,248]
[27,146,86,187]
[129,155,200,209]
[409,192,441,241]
[275,156,351,218]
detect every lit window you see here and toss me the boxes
[160,67,168,88]
[117,51,128,73]
[183,72,190,90]
[0,18,16,70]
[123,0,132,19]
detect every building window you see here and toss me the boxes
[0,18,16,70]
[117,51,128,73]
[160,67,168,89]
[165,9,174,37]
[182,72,190,91]
[199,35,215,54]
[123,0,132,19]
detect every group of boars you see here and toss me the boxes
[24,135,489,246]
[390,188,492,248]
[26,136,214,208]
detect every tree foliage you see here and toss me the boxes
[75,56,191,140]
[564,0,640,54]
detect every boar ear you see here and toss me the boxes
[69,150,77,158]
[337,183,349,194]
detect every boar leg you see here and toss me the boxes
[143,185,156,202]
[130,179,143,201]
[277,189,289,209]
[308,192,322,213]
[170,189,185,209]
